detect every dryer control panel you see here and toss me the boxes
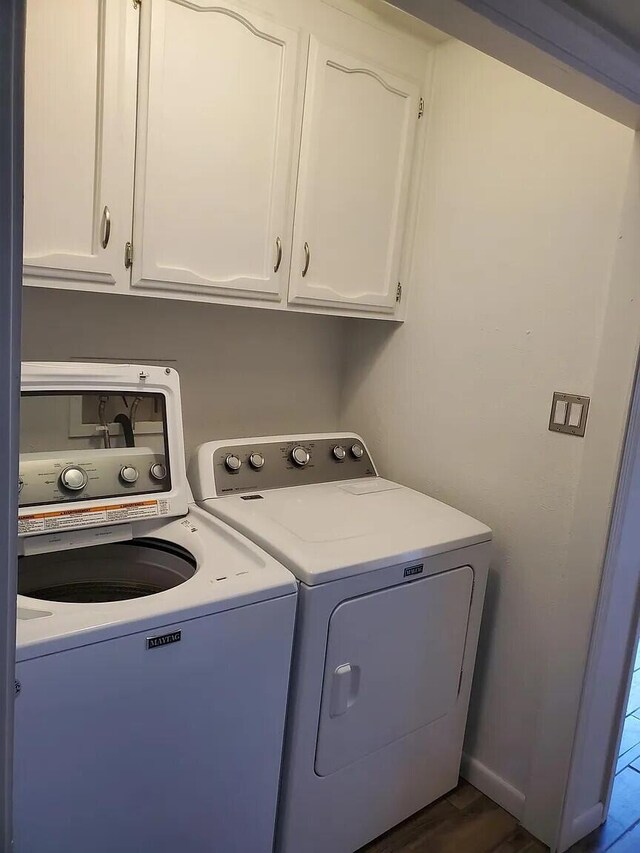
[192,435,377,497]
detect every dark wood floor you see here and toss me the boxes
[358,649,640,853]
[356,773,640,853]
[357,780,546,853]
[357,647,640,853]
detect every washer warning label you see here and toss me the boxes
[18,499,169,536]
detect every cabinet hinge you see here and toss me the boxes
[124,242,134,269]
[132,0,141,8]
[396,283,402,303]
[418,97,424,119]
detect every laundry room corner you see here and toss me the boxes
[338,36,635,839]
[11,0,640,850]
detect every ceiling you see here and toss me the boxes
[562,0,640,52]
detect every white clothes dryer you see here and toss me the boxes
[15,364,297,853]
[189,433,493,853]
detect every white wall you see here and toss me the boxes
[525,137,640,848]
[340,39,634,817]
[21,288,347,461]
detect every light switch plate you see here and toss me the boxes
[549,392,590,437]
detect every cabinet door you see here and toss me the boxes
[289,38,420,313]
[23,0,138,292]
[132,0,301,302]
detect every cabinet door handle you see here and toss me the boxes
[100,205,111,249]
[302,242,310,277]
[273,236,282,273]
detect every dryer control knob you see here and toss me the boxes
[120,465,139,485]
[333,445,346,461]
[351,443,364,459]
[225,454,242,473]
[291,445,310,467]
[150,462,167,481]
[60,466,88,491]
[249,452,265,470]
[18,476,24,493]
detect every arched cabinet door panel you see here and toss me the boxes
[23,0,138,292]
[288,38,420,314]
[133,0,302,301]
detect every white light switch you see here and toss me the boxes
[549,392,590,437]
[554,400,568,425]
[568,403,583,428]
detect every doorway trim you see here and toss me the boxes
[556,346,640,850]
[522,137,640,850]
[0,1,24,849]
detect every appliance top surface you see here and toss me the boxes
[16,504,296,659]
[191,435,492,585]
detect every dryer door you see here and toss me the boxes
[315,566,474,776]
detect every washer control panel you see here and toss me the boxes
[18,448,169,508]
[211,436,376,495]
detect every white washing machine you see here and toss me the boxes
[15,363,297,853]
[189,433,492,853]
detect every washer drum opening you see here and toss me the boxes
[18,539,197,603]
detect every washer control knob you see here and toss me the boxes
[249,452,265,470]
[120,465,139,485]
[291,445,310,467]
[225,454,242,473]
[333,445,346,461]
[150,462,167,481]
[351,443,364,460]
[60,466,88,491]
[18,476,24,494]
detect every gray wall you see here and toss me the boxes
[21,288,348,464]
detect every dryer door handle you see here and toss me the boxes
[329,663,360,718]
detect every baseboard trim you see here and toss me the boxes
[558,802,604,852]
[461,753,526,819]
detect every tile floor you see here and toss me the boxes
[571,643,640,852]
[617,644,640,774]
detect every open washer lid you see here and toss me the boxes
[19,362,191,539]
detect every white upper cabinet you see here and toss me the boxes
[23,0,432,318]
[288,38,420,314]
[23,0,138,292]
[132,0,302,302]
